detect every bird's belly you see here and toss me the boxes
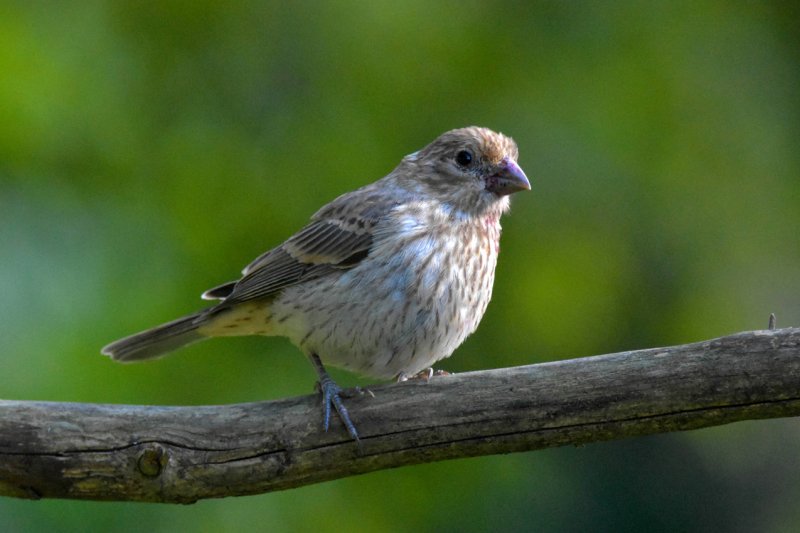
[271,237,496,379]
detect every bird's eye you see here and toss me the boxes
[455,150,473,167]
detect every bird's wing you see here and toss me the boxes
[225,221,372,302]
[212,186,398,304]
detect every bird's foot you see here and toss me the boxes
[310,353,360,441]
[349,386,375,398]
[318,378,360,441]
[396,368,451,382]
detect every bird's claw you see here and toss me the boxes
[397,368,451,382]
[360,386,376,398]
[318,377,360,441]
[310,353,360,441]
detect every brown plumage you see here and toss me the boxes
[102,126,530,439]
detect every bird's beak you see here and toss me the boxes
[486,158,531,196]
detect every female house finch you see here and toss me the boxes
[102,126,530,440]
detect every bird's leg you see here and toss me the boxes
[309,353,359,441]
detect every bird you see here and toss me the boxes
[102,126,530,440]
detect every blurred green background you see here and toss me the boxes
[1,1,799,531]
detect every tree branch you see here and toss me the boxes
[2,328,799,503]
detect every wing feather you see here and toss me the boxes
[210,181,403,306]
[221,219,374,304]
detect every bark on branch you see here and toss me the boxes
[1,328,799,503]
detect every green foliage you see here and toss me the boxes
[1,2,798,531]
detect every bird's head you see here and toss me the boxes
[399,126,530,216]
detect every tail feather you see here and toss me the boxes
[102,311,208,363]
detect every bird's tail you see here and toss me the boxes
[101,311,209,363]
